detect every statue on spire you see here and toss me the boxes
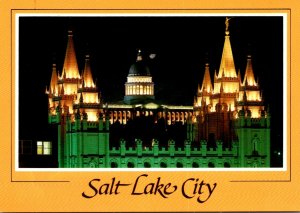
[225,17,232,32]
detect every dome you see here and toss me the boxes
[128,61,151,76]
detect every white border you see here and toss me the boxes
[15,13,288,172]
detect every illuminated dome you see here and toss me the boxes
[128,61,151,76]
[124,49,155,104]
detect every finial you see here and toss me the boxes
[136,49,142,61]
[225,17,231,35]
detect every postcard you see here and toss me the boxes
[0,0,299,212]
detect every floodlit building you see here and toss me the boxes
[40,18,271,168]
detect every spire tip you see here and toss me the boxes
[225,17,231,35]
[136,49,142,61]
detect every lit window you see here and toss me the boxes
[37,141,52,155]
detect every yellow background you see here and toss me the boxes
[0,0,299,211]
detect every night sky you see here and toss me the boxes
[18,16,284,165]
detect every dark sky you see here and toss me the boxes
[18,16,284,156]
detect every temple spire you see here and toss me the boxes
[201,63,213,93]
[218,17,237,78]
[49,63,58,95]
[82,54,95,88]
[237,69,242,85]
[61,30,80,79]
[243,55,257,86]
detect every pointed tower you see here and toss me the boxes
[243,55,257,86]
[46,63,59,118]
[217,19,237,78]
[82,54,95,88]
[236,55,264,118]
[194,17,270,164]
[75,54,102,121]
[46,32,108,168]
[124,49,155,104]
[61,30,80,79]
[212,17,240,112]
[201,63,213,93]
[234,53,270,167]
[195,63,213,108]
[54,30,82,115]
[49,63,58,95]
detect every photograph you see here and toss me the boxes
[1,1,298,211]
[17,15,284,169]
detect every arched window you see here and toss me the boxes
[127,161,135,168]
[224,162,230,168]
[192,162,199,168]
[176,162,183,168]
[144,162,151,168]
[89,162,96,168]
[252,136,259,155]
[111,162,118,168]
[253,162,258,168]
[208,162,215,168]
[160,162,167,168]
[133,85,136,95]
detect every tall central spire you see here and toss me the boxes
[218,17,237,78]
[61,30,80,79]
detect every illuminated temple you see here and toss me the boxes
[43,18,270,168]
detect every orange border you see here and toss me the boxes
[0,1,299,212]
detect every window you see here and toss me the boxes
[224,162,231,168]
[192,162,199,168]
[160,162,167,168]
[19,140,32,155]
[176,162,183,168]
[208,162,215,168]
[144,162,151,168]
[37,141,52,155]
[127,162,135,168]
[111,162,118,168]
